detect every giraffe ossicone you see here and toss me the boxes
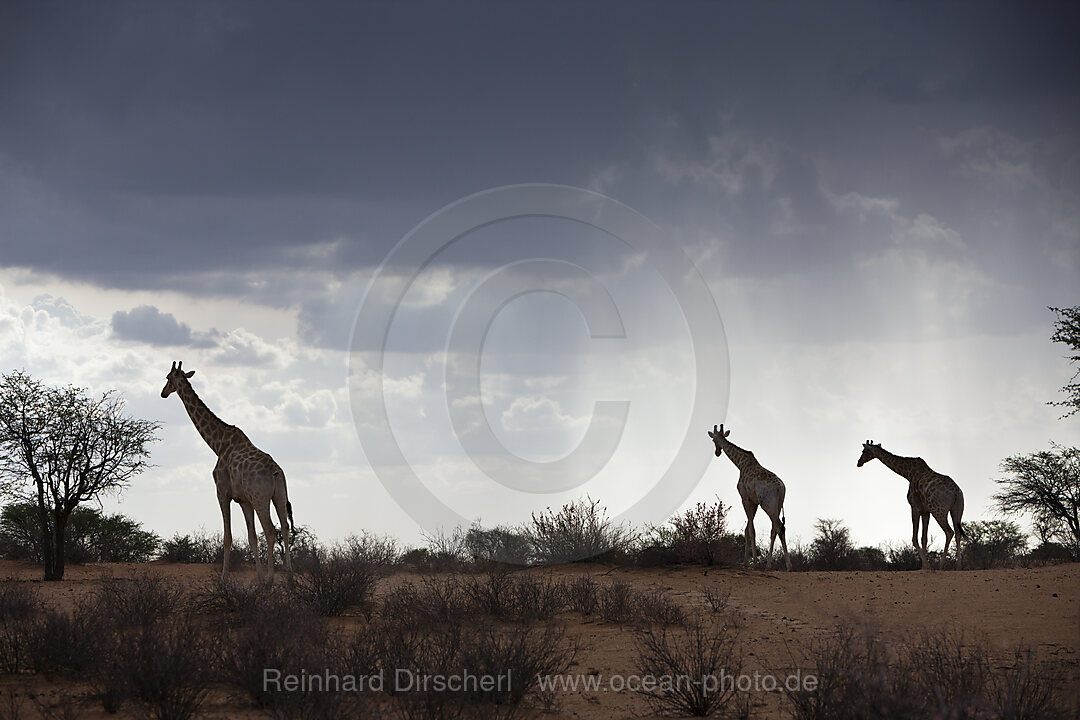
[857,440,965,570]
[708,423,792,571]
[161,361,294,583]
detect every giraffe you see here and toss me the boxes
[161,361,293,583]
[708,424,791,571]
[857,440,965,570]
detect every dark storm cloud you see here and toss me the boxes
[1,0,1077,310]
[111,305,218,347]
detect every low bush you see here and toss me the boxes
[92,574,185,628]
[1026,540,1075,563]
[634,614,745,717]
[190,575,262,624]
[784,626,1069,720]
[157,528,252,567]
[339,530,400,567]
[291,550,378,617]
[565,574,599,616]
[635,588,687,626]
[598,581,637,624]
[701,585,731,615]
[465,523,532,566]
[808,519,859,571]
[401,527,470,571]
[122,614,220,720]
[462,566,518,617]
[367,614,575,720]
[961,520,1028,569]
[651,500,731,566]
[884,543,923,571]
[222,593,337,708]
[528,496,634,565]
[510,573,568,621]
[0,584,40,673]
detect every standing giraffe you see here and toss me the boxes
[857,440,965,570]
[708,424,791,571]
[161,361,293,583]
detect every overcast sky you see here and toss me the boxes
[1,2,1077,551]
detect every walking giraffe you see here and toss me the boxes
[708,424,791,571]
[161,361,293,583]
[857,440,965,570]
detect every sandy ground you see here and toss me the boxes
[1,560,1077,718]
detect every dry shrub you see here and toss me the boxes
[122,614,220,720]
[68,582,217,718]
[634,614,745,717]
[459,570,570,621]
[565,575,599,616]
[290,551,377,617]
[370,614,575,720]
[528,497,634,565]
[464,524,532,566]
[598,581,636,624]
[510,574,567,621]
[635,588,686,626]
[701,586,730,614]
[404,527,469,571]
[785,626,1070,720]
[665,500,731,565]
[23,609,90,675]
[405,575,471,624]
[595,582,685,626]
[462,567,517,617]
[222,592,349,717]
[92,573,184,628]
[340,531,400,567]
[0,584,39,673]
[190,575,262,623]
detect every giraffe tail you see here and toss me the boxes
[286,501,295,535]
[952,490,966,540]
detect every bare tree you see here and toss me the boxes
[0,371,159,580]
[1049,305,1080,418]
[994,444,1080,559]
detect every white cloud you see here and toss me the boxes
[500,395,588,432]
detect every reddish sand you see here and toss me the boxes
[1,560,1077,718]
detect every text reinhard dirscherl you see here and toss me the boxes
[263,668,513,694]
[262,668,818,695]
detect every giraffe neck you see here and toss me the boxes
[871,447,925,482]
[175,378,233,456]
[719,436,758,472]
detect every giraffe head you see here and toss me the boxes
[161,361,195,399]
[857,440,880,467]
[707,423,730,457]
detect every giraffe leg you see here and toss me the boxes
[933,510,954,571]
[951,495,965,570]
[910,506,924,569]
[213,461,232,581]
[779,526,791,572]
[274,495,292,575]
[256,503,277,585]
[920,513,931,571]
[742,499,758,567]
[218,499,232,581]
[767,508,789,571]
[239,501,262,583]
